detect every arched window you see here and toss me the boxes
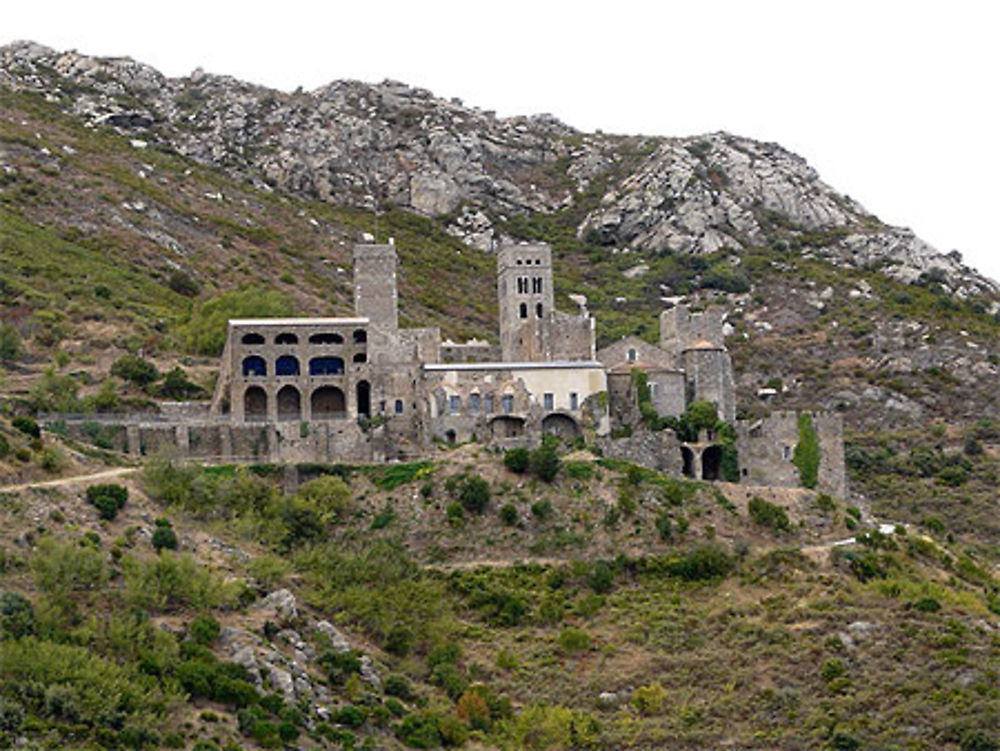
[244,386,267,420]
[519,303,528,319]
[309,332,344,345]
[309,357,345,376]
[536,302,543,318]
[311,386,346,418]
[627,348,637,363]
[353,329,367,344]
[275,332,298,345]
[394,399,404,415]
[276,385,301,421]
[242,356,267,377]
[353,352,367,363]
[275,355,300,376]
[241,332,265,345]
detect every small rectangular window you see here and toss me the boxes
[501,394,513,413]
[485,394,494,413]
[543,392,554,410]
[449,395,461,414]
[394,399,404,415]
[469,393,481,413]
[569,392,578,410]
[532,277,542,294]
[782,445,792,460]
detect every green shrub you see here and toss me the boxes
[655,511,673,541]
[819,658,846,681]
[181,288,293,356]
[446,502,464,526]
[631,681,667,716]
[792,413,820,489]
[85,483,129,521]
[295,475,354,523]
[529,439,561,482]
[0,323,22,364]
[158,367,206,399]
[151,523,179,552]
[190,615,222,645]
[499,503,518,526]
[0,433,9,459]
[748,496,791,533]
[317,649,361,686]
[12,416,40,439]
[0,696,25,733]
[667,545,733,581]
[564,461,593,481]
[123,552,239,613]
[384,673,413,700]
[503,447,530,474]
[396,712,442,748]
[167,271,200,297]
[588,561,615,594]
[111,355,160,387]
[458,475,491,514]
[0,591,35,638]
[557,627,591,653]
[913,597,941,613]
[335,704,367,728]
[531,499,553,520]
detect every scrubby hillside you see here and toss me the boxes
[1,41,1000,750]
[1,446,999,750]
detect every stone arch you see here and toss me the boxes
[541,413,580,439]
[244,386,267,421]
[275,355,300,376]
[489,415,525,439]
[353,329,367,344]
[241,332,265,345]
[309,332,343,345]
[242,355,267,377]
[276,385,301,421]
[701,445,723,481]
[311,386,346,419]
[309,357,344,376]
[275,332,298,345]
[356,380,371,417]
[681,446,695,478]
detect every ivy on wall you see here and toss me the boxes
[793,413,820,489]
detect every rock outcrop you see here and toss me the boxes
[0,40,995,298]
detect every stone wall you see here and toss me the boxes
[736,411,846,497]
[660,304,726,351]
[599,430,683,475]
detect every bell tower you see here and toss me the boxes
[497,242,554,361]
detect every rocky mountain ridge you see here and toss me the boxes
[2,40,995,300]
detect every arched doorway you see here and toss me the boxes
[356,380,371,417]
[244,386,267,421]
[445,429,457,445]
[311,386,346,419]
[276,385,301,421]
[541,413,580,439]
[489,416,525,440]
[681,446,695,478]
[701,445,722,481]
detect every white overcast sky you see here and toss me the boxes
[5,0,999,283]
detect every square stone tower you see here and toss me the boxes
[498,242,554,362]
[354,242,398,332]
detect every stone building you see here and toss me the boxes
[52,238,846,497]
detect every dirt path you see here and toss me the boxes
[425,556,564,572]
[0,466,139,494]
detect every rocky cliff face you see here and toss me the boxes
[2,40,993,298]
